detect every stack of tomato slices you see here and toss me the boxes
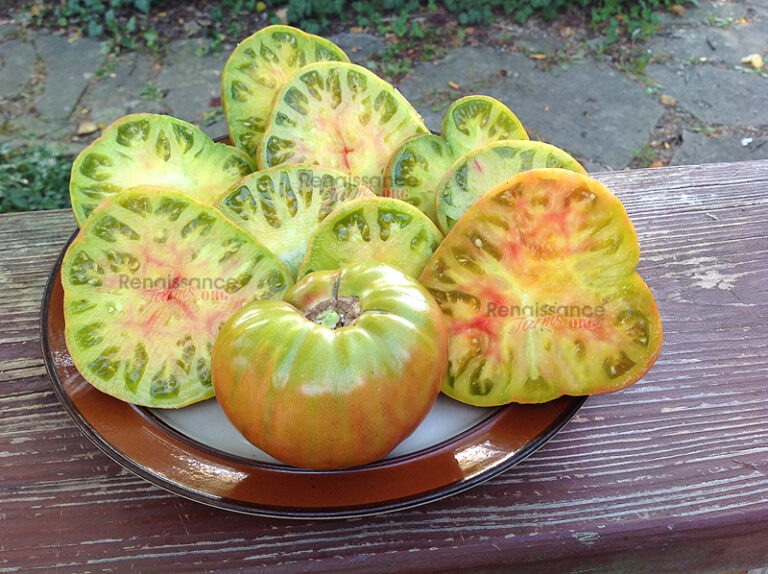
[60,25,662,470]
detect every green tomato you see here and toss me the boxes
[211,262,449,470]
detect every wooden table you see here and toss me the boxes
[2,161,767,573]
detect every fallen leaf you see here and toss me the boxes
[447,81,459,90]
[741,53,764,69]
[649,160,665,168]
[660,94,678,107]
[670,4,686,17]
[529,53,547,60]
[76,120,100,136]
[275,7,288,24]
[350,26,363,34]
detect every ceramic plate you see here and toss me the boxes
[41,234,586,519]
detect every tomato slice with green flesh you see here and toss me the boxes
[221,25,349,161]
[62,187,293,408]
[442,95,528,150]
[70,113,255,226]
[297,196,443,279]
[384,95,528,223]
[435,140,587,234]
[259,61,428,193]
[212,262,448,470]
[419,168,663,406]
[214,163,374,278]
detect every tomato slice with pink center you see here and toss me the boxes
[419,168,662,405]
[259,61,428,193]
[62,187,293,408]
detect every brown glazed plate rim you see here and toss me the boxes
[41,230,587,519]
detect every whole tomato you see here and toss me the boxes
[211,262,449,470]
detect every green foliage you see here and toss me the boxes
[27,0,689,56]
[31,0,155,52]
[0,144,73,213]
[280,0,687,42]
[199,0,268,55]
[282,0,347,34]
[591,0,680,44]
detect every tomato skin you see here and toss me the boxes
[211,263,448,470]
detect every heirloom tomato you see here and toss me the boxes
[62,187,292,408]
[259,61,428,193]
[297,196,443,280]
[435,140,586,234]
[69,113,254,226]
[221,25,349,160]
[420,168,662,406]
[211,263,449,470]
[215,163,374,278]
[385,95,527,223]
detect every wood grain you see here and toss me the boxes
[1,161,767,574]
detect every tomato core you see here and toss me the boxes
[304,296,361,329]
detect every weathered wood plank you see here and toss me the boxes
[1,161,767,573]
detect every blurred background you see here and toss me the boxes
[1,0,766,213]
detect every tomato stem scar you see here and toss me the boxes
[305,296,361,329]
[304,276,362,328]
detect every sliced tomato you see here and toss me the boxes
[297,196,443,279]
[215,163,374,278]
[221,25,349,160]
[69,113,255,226]
[419,168,662,405]
[62,187,293,408]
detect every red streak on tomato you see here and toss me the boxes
[139,283,199,336]
[542,209,571,238]
[447,276,513,334]
[478,280,508,312]
[501,234,523,262]
[341,146,355,171]
[141,306,164,335]
[141,244,177,269]
[449,313,490,335]
[456,314,505,362]
[473,159,483,173]
[204,307,236,337]
[331,122,354,171]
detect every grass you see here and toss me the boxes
[139,81,164,102]
[0,143,73,213]
[19,1,691,58]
